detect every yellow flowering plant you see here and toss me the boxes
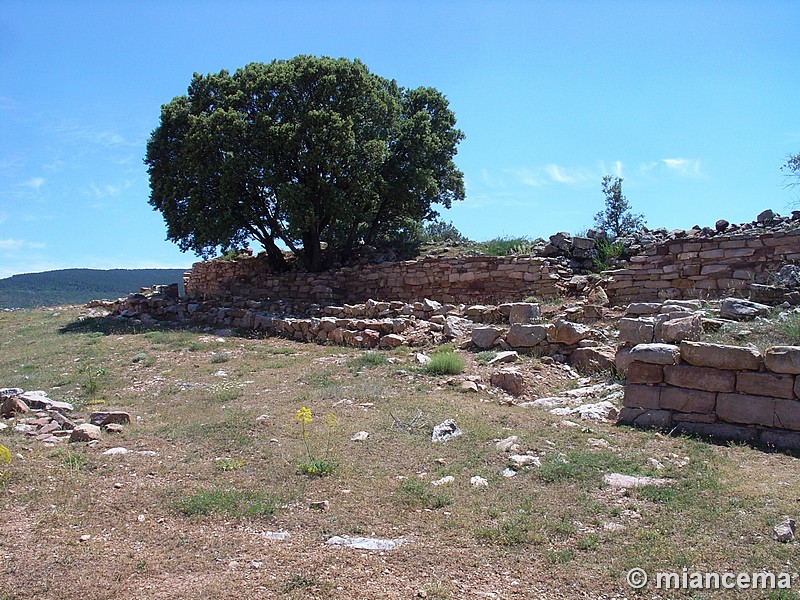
[294,407,337,476]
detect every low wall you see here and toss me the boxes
[619,341,800,451]
[605,229,800,305]
[185,255,571,305]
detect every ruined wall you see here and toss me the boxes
[182,227,800,307]
[619,342,800,451]
[605,229,800,305]
[184,255,571,305]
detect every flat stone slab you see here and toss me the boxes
[628,343,680,365]
[326,536,404,550]
[604,473,671,489]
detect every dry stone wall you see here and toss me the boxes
[605,229,800,305]
[185,254,570,305]
[619,341,800,451]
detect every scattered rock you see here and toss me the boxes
[471,326,503,349]
[490,369,525,396]
[603,473,670,489]
[509,454,541,467]
[415,353,431,365]
[309,500,330,511]
[470,475,489,488]
[773,517,796,543]
[350,431,369,442]
[89,411,131,427]
[488,350,519,365]
[431,419,463,442]
[69,423,102,443]
[432,475,454,486]
[326,535,404,550]
[495,436,520,453]
[459,380,479,393]
[1,395,29,418]
[719,297,771,321]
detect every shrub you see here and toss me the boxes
[424,350,465,376]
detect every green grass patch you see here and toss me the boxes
[347,352,387,370]
[175,488,277,518]
[475,351,497,365]
[397,480,452,509]
[423,349,465,376]
[297,457,337,477]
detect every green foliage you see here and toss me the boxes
[423,348,465,375]
[475,514,536,546]
[348,352,388,370]
[593,175,645,239]
[214,458,245,471]
[475,351,497,365]
[0,445,11,485]
[145,55,465,272]
[297,457,338,476]
[175,488,276,518]
[80,364,107,397]
[475,236,534,256]
[397,480,452,509]
[592,238,625,272]
[0,268,186,310]
[422,218,471,244]
[131,352,155,366]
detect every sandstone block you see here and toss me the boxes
[626,362,664,384]
[764,346,800,375]
[70,423,102,443]
[628,343,681,365]
[507,303,541,324]
[655,313,702,344]
[659,387,717,413]
[490,369,525,396]
[547,319,591,345]
[622,384,661,409]
[618,318,655,345]
[506,324,551,348]
[378,334,405,349]
[89,411,132,427]
[471,326,503,349]
[774,399,800,431]
[617,408,672,428]
[716,393,775,427]
[720,297,770,321]
[680,341,762,371]
[663,364,735,392]
[569,346,616,374]
[736,371,795,399]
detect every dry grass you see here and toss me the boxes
[1,307,800,599]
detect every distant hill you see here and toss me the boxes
[0,268,188,309]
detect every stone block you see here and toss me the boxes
[671,421,758,445]
[736,371,795,399]
[490,369,525,396]
[663,364,735,392]
[655,313,703,344]
[659,387,717,413]
[774,399,800,431]
[764,346,800,375]
[471,326,503,349]
[716,393,776,427]
[618,317,654,345]
[626,362,664,384]
[625,302,662,315]
[506,323,551,348]
[547,319,591,345]
[507,303,541,324]
[617,407,673,428]
[570,346,616,374]
[672,412,717,424]
[759,429,800,451]
[628,343,681,365]
[622,384,661,409]
[679,341,763,371]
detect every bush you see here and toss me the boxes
[476,236,534,256]
[422,219,471,244]
[424,349,465,375]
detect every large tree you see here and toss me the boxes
[145,56,465,271]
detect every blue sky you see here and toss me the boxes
[1,0,798,278]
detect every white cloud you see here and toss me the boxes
[0,239,46,251]
[90,180,132,199]
[19,177,45,190]
[662,158,702,176]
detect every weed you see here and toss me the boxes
[0,445,11,485]
[214,458,245,472]
[209,388,243,404]
[475,513,535,546]
[61,451,88,473]
[348,352,387,370]
[537,450,643,487]
[294,407,338,477]
[210,353,231,364]
[175,488,276,518]
[131,352,155,366]
[281,573,332,595]
[397,480,452,509]
[546,548,575,564]
[475,351,497,365]
[423,349,465,376]
[577,534,599,551]
[474,236,535,256]
[592,238,625,272]
[80,364,107,397]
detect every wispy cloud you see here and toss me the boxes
[0,239,46,251]
[662,158,702,176]
[50,123,131,148]
[18,177,45,190]
[507,164,597,188]
[90,180,132,199]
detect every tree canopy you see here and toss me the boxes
[783,152,800,190]
[593,175,645,239]
[145,56,465,271]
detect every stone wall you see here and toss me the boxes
[619,341,800,451]
[605,229,800,305]
[185,254,571,305]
